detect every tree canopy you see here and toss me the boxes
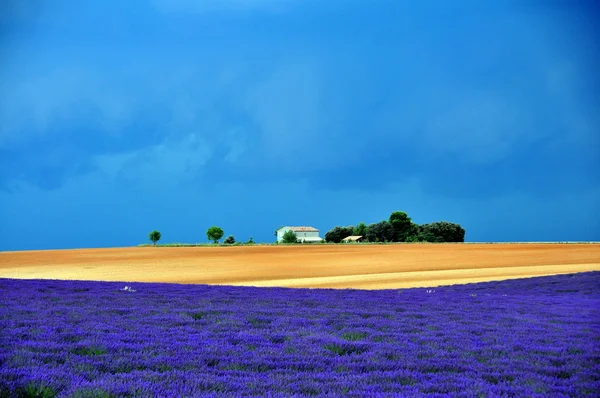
[353,222,368,237]
[389,211,418,242]
[206,226,224,244]
[419,221,465,242]
[325,226,354,243]
[148,230,161,245]
[365,221,394,243]
[325,211,465,243]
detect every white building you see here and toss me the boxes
[276,226,322,243]
[342,235,363,243]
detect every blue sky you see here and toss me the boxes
[1,0,599,250]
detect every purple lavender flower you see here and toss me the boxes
[0,272,598,397]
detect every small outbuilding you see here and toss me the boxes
[342,235,364,243]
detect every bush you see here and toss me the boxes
[223,235,235,244]
[281,230,298,244]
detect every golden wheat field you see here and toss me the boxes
[1,243,599,289]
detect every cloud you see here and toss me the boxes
[1,0,598,199]
[0,64,148,148]
[93,133,213,191]
[243,56,333,169]
[199,27,599,196]
[0,47,256,189]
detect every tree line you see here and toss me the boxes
[146,211,465,246]
[324,211,465,243]
[147,227,254,245]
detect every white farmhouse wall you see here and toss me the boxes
[277,228,321,242]
[276,228,291,242]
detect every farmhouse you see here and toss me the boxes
[276,226,323,243]
[342,235,363,243]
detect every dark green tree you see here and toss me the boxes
[223,235,235,244]
[206,226,224,243]
[419,221,465,242]
[353,222,368,237]
[148,230,161,245]
[281,230,298,244]
[406,230,441,243]
[405,234,419,243]
[389,211,418,242]
[409,223,421,241]
[247,236,255,244]
[344,226,354,237]
[325,226,354,243]
[419,231,442,242]
[365,221,394,243]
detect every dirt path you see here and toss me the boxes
[1,244,599,289]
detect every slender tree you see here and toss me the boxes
[149,230,161,245]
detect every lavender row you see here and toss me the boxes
[1,272,599,397]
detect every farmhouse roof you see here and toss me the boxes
[278,226,319,232]
[342,235,363,241]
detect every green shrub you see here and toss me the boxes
[19,383,58,398]
[281,230,298,244]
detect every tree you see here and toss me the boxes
[344,226,354,238]
[406,230,441,243]
[365,221,394,243]
[206,226,224,243]
[405,234,420,243]
[353,222,368,237]
[281,230,298,244]
[419,221,465,242]
[389,211,417,242]
[246,237,255,244]
[325,226,354,243]
[223,235,235,244]
[148,230,161,245]
[418,231,442,242]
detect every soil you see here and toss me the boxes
[1,243,599,290]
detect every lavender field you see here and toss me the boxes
[1,273,599,397]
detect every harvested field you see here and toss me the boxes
[1,243,599,289]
